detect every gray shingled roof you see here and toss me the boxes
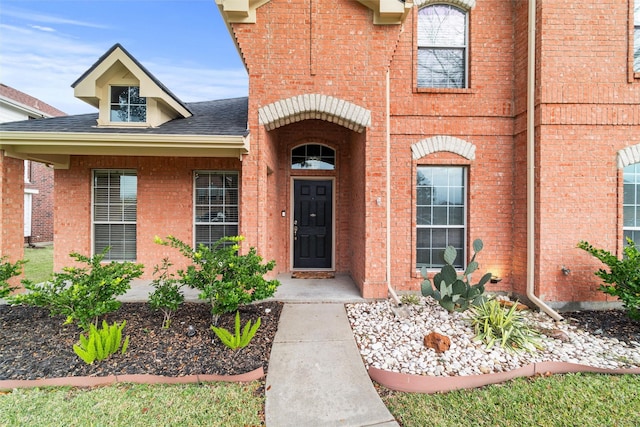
[0,97,248,136]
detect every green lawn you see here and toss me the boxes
[22,245,53,284]
[0,382,265,427]
[381,373,640,426]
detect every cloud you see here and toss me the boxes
[0,27,248,116]
[30,25,56,33]
[2,6,109,30]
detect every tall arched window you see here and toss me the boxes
[624,163,640,246]
[417,4,468,88]
[291,144,335,170]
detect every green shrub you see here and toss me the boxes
[421,239,491,312]
[577,238,640,320]
[0,256,26,299]
[468,299,543,353]
[400,293,421,306]
[73,320,130,364]
[211,311,261,351]
[148,258,184,329]
[156,235,279,323]
[8,248,143,330]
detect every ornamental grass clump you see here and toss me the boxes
[156,235,279,324]
[468,299,544,353]
[211,311,261,351]
[8,248,143,330]
[73,320,130,365]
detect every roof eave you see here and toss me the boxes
[0,131,249,169]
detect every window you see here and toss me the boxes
[416,166,466,268]
[93,169,137,261]
[417,4,468,88]
[623,163,640,245]
[194,171,239,247]
[635,2,639,72]
[110,86,146,122]
[291,144,335,170]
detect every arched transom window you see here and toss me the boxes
[291,144,335,170]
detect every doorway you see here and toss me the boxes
[292,179,333,269]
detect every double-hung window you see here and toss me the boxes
[110,86,146,123]
[93,169,137,261]
[416,166,466,268]
[623,163,640,246]
[194,171,239,248]
[417,4,468,88]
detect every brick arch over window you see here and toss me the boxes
[414,0,476,11]
[617,144,640,169]
[411,136,476,160]
[258,94,371,133]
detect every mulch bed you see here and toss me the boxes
[564,309,640,345]
[0,301,282,381]
[1,300,638,382]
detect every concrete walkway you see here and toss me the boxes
[265,303,398,426]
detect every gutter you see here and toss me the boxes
[526,0,563,322]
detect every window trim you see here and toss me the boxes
[623,163,640,248]
[415,165,468,270]
[193,170,240,248]
[91,169,138,261]
[109,85,147,124]
[415,3,470,91]
[291,143,336,170]
[630,0,640,81]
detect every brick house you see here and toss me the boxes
[0,84,64,246]
[1,0,639,313]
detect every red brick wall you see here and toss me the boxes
[0,152,25,289]
[54,156,241,279]
[387,2,516,294]
[25,161,54,243]
[533,0,640,304]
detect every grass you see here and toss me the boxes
[0,382,265,427]
[22,245,53,284]
[381,373,640,426]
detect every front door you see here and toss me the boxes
[293,179,333,269]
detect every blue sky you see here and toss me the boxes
[0,0,248,115]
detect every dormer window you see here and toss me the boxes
[110,86,146,123]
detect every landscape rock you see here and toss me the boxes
[424,332,451,353]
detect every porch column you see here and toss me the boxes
[0,151,25,290]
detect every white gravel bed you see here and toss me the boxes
[346,297,640,377]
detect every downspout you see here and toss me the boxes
[526,0,563,321]
[386,68,402,307]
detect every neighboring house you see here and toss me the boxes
[0,84,65,246]
[1,0,639,311]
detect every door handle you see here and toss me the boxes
[293,219,298,240]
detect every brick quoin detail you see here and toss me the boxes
[411,136,476,161]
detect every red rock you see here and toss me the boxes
[424,332,451,353]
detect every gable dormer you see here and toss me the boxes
[71,44,192,128]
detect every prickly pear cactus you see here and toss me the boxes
[421,238,491,312]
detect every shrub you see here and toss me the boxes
[468,299,543,353]
[148,258,184,329]
[400,293,421,306]
[421,239,491,312]
[156,235,279,323]
[8,248,144,330]
[0,256,26,299]
[211,311,261,351]
[73,320,130,364]
[577,238,640,320]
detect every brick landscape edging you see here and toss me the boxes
[368,363,640,394]
[0,367,264,391]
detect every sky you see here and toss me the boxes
[0,0,248,115]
